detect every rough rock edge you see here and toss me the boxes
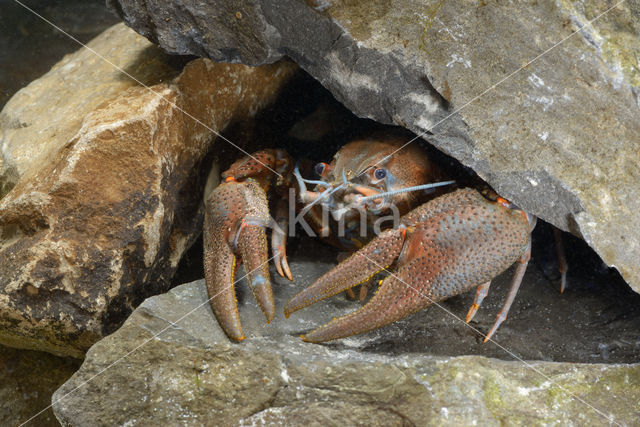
[0,22,298,357]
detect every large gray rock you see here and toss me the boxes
[53,250,640,425]
[0,23,297,357]
[108,0,640,293]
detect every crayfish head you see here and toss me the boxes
[317,135,447,217]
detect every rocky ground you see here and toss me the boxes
[53,244,640,425]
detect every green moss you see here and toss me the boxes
[418,0,446,54]
[483,374,505,415]
[596,366,640,414]
[601,32,640,88]
[544,375,592,410]
[545,384,565,407]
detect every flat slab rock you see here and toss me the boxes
[109,0,640,294]
[53,254,640,426]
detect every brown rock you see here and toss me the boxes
[0,24,297,357]
[0,23,181,199]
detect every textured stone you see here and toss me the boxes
[108,0,640,293]
[0,23,180,198]
[0,23,297,357]
[53,268,640,426]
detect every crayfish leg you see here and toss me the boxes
[465,281,491,323]
[553,227,568,293]
[271,197,293,281]
[483,242,531,342]
[359,282,371,301]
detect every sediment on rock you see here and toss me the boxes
[53,276,640,425]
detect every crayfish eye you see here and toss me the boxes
[373,168,387,180]
[314,162,327,176]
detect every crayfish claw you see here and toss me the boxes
[203,205,245,341]
[301,268,425,342]
[236,222,275,322]
[296,189,534,343]
[284,227,406,318]
[204,179,275,341]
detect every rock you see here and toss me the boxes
[0,23,297,357]
[0,23,181,198]
[53,251,640,425]
[0,0,120,110]
[0,344,79,426]
[108,0,640,294]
